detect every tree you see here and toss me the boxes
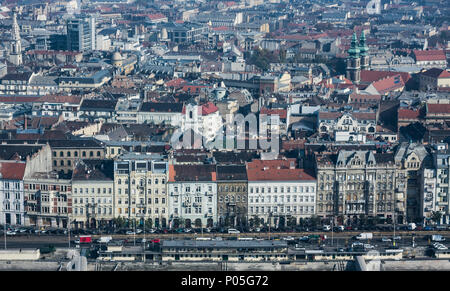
[145,218,153,229]
[246,48,279,72]
[299,217,305,227]
[252,215,261,228]
[287,216,297,228]
[359,214,368,228]
[431,211,442,225]
[113,216,126,228]
[249,217,255,228]
[309,215,321,228]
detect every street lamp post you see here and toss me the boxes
[3,211,6,250]
[331,215,334,247]
[2,205,7,250]
[268,212,272,240]
[68,216,71,249]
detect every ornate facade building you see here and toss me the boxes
[316,150,397,224]
[216,165,248,228]
[394,143,431,223]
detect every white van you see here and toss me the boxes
[228,228,240,234]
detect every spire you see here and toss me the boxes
[359,31,369,56]
[12,9,20,41]
[348,32,360,58]
[9,8,22,66]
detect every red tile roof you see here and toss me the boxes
[0,96,40,103]
[37,95,82,104]
[398,108,421,120]
[0,162,26,180]
[349,93,382,103]
[319,111,343,120]
[427,104,450,115]
[413,49,446,62]
[165,78,186,88]
[260,107,287,119]
[212,26,230,31]
[147,13,167,20]
[371,74,405,94]
[352,112,377,120]
[181,102,219,115]
[201,102,219,115]
[361,70,411,84]
[247,159,315,181]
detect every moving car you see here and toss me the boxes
[355,233,373,240]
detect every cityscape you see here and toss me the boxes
[0,0,449,273]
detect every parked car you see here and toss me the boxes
[364,244,375,249]
[432,243,448,250]
[382,237,392,242]
[299,236,309,242]
[351,242,364,248]
[6,230,16,236]
[431,235,446,242]
[125,231,135,235]
[227,228,240,234]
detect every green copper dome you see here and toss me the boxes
[359,31,369,56]
[348,32,360,58]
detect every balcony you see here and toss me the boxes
[345,210,365,215]
[347,200,366,204]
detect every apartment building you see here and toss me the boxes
[114,153,169,228]
[71,160,114,229]
[316,150,397,224]
[394,143,431,223]
[49,139,106,174]
[216,164,248,228]
[420,148,450,224]
[168,164,217,228]
[0,162,26,226]
[247,159,316,227]
[24,172,72,228]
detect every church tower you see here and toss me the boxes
[359,31,370,70]
[9,9,22,66]
[346,32,360,83]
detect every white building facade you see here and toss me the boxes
[168,164,217,228]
